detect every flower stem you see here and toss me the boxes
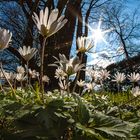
[20,81,23,89]
[66,77,70,95]
[0,83,5,93]
[117,83,120,93]
[0,62,16,97]
[78,87,82,96]
[26,61,29,85]
[72,53,84,93]
[40,37,47,100]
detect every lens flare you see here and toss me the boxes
[88,17,113,49]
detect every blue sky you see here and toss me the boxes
[85,0,140,68]
[127,0,140,9]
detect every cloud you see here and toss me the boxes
[87,59,114,68]
[87,51,115,68]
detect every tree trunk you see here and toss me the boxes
[43,0,83,90]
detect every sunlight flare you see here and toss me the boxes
[88,17,113,49]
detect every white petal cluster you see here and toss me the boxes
[17,66,25,74]
[18,46,37,62]
[131,86,140,97]
[55,67,67,80]
[0,28,12,51]
[66,57,84,76]
[112,72,126,84]
[16,73,26,82]
[98,69,110,81]
[128,72,140,83]
[16,65,26,82]
[53,54,84,76]
[5,72,15,81]
[86,68,98,81]
[0,70,15,82]
[32,7,68,38]
[58,79,69,91]
[77,36,93,53]
[29,69,39,78]
[42,75,49,83]
[77,79,85,87]
[85,82,95,92]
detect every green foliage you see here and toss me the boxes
[0,89,140,140]
[132,122,140,139]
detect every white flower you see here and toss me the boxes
[77,79,85,87]
[131,86,140,97]
[58,79,69,91]
[55,67,67,80]
[42,75,49,83]
[18,46,37,61]
[29,69,39,78]
[0,71,15,81]
[53,54,85,76]
[32,7,68,38]
[17,66,25,74]
[16,73,26,82]
[85,82,95,92]
[77,36,93,53]
[98,69,110,81]
[101,95,108,100]
[128,72,140,83]
[65,56,84,76]
[52,54,69,65]
[86,68,98,81]
[112,72,126,84]
[3,71,15,81]
[0,28,12,51]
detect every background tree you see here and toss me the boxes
[102,2,140,60]
[0,0,140,90]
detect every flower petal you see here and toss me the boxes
[47,9,58,30]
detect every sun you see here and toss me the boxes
[92,28,104,41]
[87,17,113,49]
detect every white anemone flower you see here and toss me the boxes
[85,82,95,92]
[5,72,15,81]
[29,69,39,78]
[0,28,12,51]
[77,36,93,53]
[1,71,15,81]
[32,7,68,38]
[42,75,49,83]
[65,56,84,76]
[128,72,140,83]
[131,86,140,97]
[112,72,126,84]
[17,66,25,74]
[53,54,85,76]
[18,46,37,62]
[98,69,110,81]
[16,73,26,82]
[53,54,69,65]
[86,68,98,81]
[55,67,67,80]
[77,79,85,87]
[58,79,69,91]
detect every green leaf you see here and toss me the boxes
[92,112,131,139]
[74,94,90,125]
[76,123,106,140]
